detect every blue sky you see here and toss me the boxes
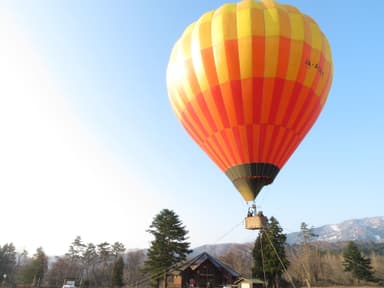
[0,0,383,255]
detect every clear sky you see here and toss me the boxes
[0,0,383,256]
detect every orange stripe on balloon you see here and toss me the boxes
[252,125,262,162]
[258,125,266,161]
[185,102,209,139]
[190,98,213,140]
[225,40,241,81]
[206,134,229,171]
[232,126,245,163]
[173,78,191,115]
[174,83,209,144]
[252,78,264,124]
[261,78,275,124]
[261,124,275,161]
[220,82,238,127]
[252,37,266,77]
[230,128,243,164]
[296,43,312,85]
[275,80,295,125]
[220,129,237,166]
[211,85,230,128]
[196,92,218,133]
[276,131,297,167]
[231,80,244,125]
[298,90,321,134]
[268,78,285,124]
[287,85,310,131]
[314,52,327,96]
[320,65,333,106]
[203,88,225,131]
[203,138,225,171]
[298,100,322,141]
[238,125,250,163]
[210,133,230,170]
[282,81,301,126]
[241,78,254,125]
[269,126,290,165]
[246,124,254,161]
[279,133,300,167]
[180,112,203,145]
[276,37,291,79]
[294,88,316,132]
[201,47,219,88]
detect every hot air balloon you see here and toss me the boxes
[166,0,333,229]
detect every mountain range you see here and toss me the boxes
[191,216,384,257]
[286,216,384,244]
[125,216,384,260]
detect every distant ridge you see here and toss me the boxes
[125,216,384,259]
[286,216,384,244]
[191,243,253,258]
[188,216,384,257]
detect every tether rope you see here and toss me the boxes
[260,230,268,288]
[263,230,297,288]
[127,219,244,287]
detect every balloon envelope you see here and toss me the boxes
[167,0,333,202]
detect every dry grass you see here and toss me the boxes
[308,286,382,288]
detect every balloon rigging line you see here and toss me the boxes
[260,232,268,288]
[127,219,245,288]
[263,230,297,288]
[211,219,244,244]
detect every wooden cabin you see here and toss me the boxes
[157,252,240,288]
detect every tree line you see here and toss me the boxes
[219,221,384,287]
[0,238,146,288]
[1,209,384,288]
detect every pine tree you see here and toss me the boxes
[0,243,17,286]
[300,222,318,244]
[252,217,289,288]
[111,256,124,287]
[343,241,376,283]
[143,209,192,287]
[17,247,48,287]
[33,247,48,287]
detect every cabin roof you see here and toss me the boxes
[172,252,240,277]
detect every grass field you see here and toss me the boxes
[308,286,382,288]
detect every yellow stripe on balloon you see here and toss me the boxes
[211,4,237,84]
[237,4,253,79]
[289,11,305,41]
[191,13,213,93]
[264,7,279,37]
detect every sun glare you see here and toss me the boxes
[0,8,153,255]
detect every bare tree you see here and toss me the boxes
[125,250,146,286]
[219,244,252,277]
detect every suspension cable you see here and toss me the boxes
[263,230,297,288]
[260,230,268,288]
[128,219,244,287]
